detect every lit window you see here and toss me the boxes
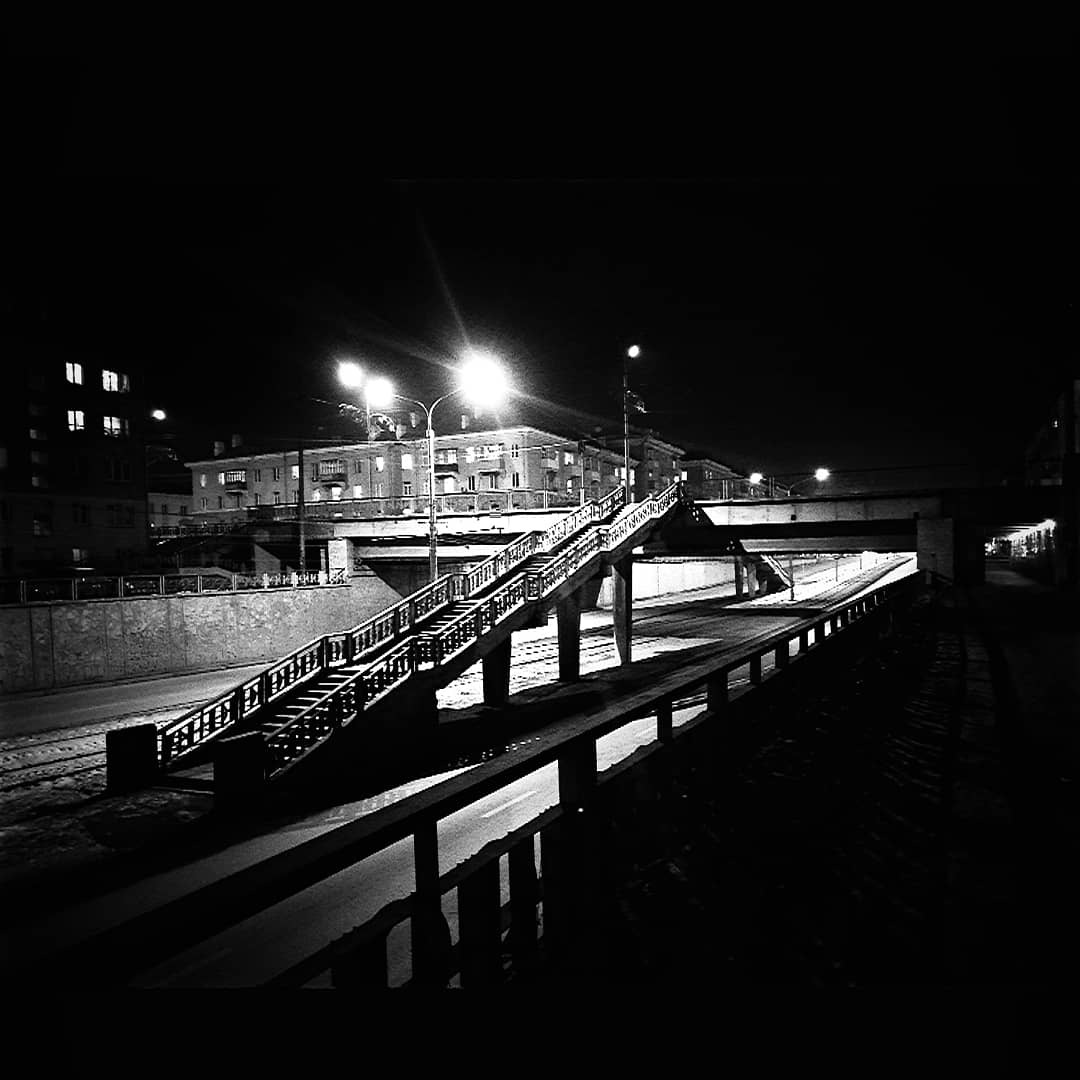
[65,362,83,385]
[443,477,456,494]
[465,446,475,463]
[200,473,207,487]
[31,473,48,488]
[30,428,48,441]
[312,490,322,501]
[67,410,85,432]
[353,484,362,499]
[403,480,413,496]
[566,478,574,493]
[102,370,130,392]
[564,452,575,466]
[318,459,345,477]
[375,456,385,472]
[331,486,342,501]
[103,415,128,437]
[291,465,300,480]
[72,547,90,563]
[681,470,688,481]
[401,453,414,471]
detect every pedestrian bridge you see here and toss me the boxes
[115,482,703,792]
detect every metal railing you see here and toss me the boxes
[256,484,679,779]
[1,569,346,606]
[48,571,919,987]
[157,487,630,770]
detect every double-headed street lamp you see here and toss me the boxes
[338,351,509,583]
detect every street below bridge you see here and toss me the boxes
[0,552,916,987]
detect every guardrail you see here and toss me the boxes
[157,488,629,770]
[44,570,919,987]
[1,569,347,605]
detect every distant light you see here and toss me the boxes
[627,345,641,359]
[1041,518,1056,532]
[338,360,364,389]
[365,377,395,409]
[150,409,167,421]
[459,350,509,409]
[749,472,764,485]
[814,467,831,482]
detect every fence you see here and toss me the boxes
[0,569,348,606]
[34,571,920,987]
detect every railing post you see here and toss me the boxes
[799,627,810,653]
[707,670,728,713]
[508,837,540,973]
[458,859,503,986]
[774,639,790,669]
[749,653,763,685]
[657,698,673,743]
[411,820,451,988]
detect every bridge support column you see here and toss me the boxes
[106,723,158,793]
[733,557,745,598]
[746,558,758,598]
[556,588,583,681]
[482,637,512,706]
[612,555,633,666]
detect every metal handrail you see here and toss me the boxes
[160,485,647,772]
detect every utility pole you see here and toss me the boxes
[297,442,306,574]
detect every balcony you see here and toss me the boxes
[317,468,348,483]
[540,455,559,469]
[224,478,248,490]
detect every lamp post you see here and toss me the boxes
[339,352,508,583]
[788,467,831,496]
[623,345,640,504]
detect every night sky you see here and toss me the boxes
[4,41,1075,490]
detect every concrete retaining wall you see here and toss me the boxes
[0,574,402,693]
[596,557,734,609]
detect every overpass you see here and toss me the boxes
[680,487,1063,583]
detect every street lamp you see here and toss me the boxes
[337,360,375,440]
[789,468,831,495]
[341,351,510,582]
[623,345,641,504]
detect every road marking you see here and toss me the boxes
[481,790,537,818]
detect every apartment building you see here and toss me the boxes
[184,425,633,521]
[0,347,150,577]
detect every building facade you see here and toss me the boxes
[0,348,150,578]
[183,425,634,525]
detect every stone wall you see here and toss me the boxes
[0,577,402,693]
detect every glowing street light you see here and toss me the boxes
[343,352,511,582]
[749,471,764,486]
[814,467,831,482]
